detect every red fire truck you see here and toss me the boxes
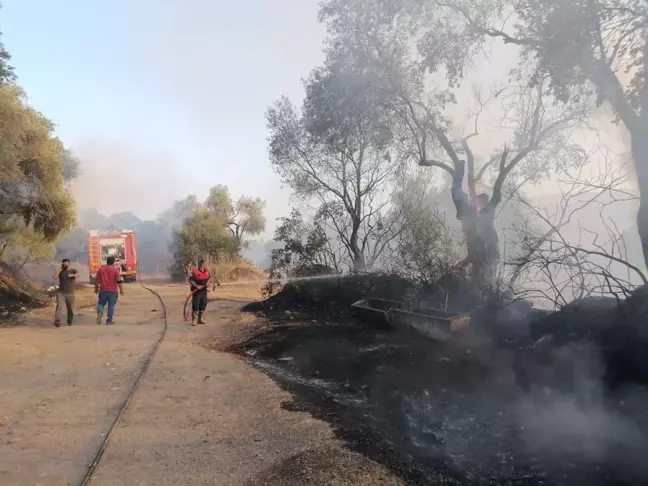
[87,229,138,283]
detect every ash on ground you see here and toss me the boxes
[233,277,648,485]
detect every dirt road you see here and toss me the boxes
[0,284,401,486]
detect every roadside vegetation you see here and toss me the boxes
[0,27,78,313]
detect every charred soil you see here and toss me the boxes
[229,280,648,485]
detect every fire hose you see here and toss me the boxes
[182,288,200,321]
[182,285,218,321]
[80,273,167,486]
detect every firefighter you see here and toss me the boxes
[451,160,500,287]
[188,260,216,326]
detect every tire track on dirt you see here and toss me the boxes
[79,280,168,486]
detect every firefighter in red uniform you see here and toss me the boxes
[188,260,216,325]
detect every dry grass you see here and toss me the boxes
[34,286,96,311]
[22,261,90,286]
[144,281,265,302]
[211,283,265,301]
[73,287,101,309]
[209,256,266,284]
[139,272,172,284]
[2,286,98,328]
[160,283,265,303]
[0,264,28,294]
[0,264,46,318]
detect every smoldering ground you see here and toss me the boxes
[513,341,648,484]
[231,298,648,485]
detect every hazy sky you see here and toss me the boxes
[2,0,325,224]
[1,0,638,245]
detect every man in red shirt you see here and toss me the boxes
[95,256,124,325]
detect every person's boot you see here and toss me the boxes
[96,312,103,325]
[191,311,197,326]
[198,312,206,325]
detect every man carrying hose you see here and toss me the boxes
[188,260,216,326]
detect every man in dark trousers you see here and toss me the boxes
[53,259,78,327]
[188,260,216,326]
[95,256,124,325]
[451,160,500,287]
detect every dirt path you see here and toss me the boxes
[90,286,400,485]
[0,285,164,485]
[0,284,401,486]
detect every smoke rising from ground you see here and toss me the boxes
[398,329,648,482]
[518,392,646,461]
[514,342,648,480]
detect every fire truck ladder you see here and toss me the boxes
[88,231,101,281]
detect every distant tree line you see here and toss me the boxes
[54,185,267,280]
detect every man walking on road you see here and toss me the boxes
[53,258,78,327]
[95,256,124,325]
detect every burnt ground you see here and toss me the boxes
[0,263,49,323]
[230,303,648,486]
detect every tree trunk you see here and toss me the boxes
[348,215,366,271]
[631,135,648,271]
[460,220,499,287]
[352,253,366,271]
[589,59,648,270]
[350,235,366,271]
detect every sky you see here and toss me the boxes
[1,0,326,226]
[1,0,640,255]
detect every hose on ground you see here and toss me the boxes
[79,274,167,486]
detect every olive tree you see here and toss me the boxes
[373,0,648,269]
[0,85,76,263]
[266,62,408,271]
[385,172,465,284]
[205,185,266,249]
[319,0,591,284]
[167,186,266,279]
